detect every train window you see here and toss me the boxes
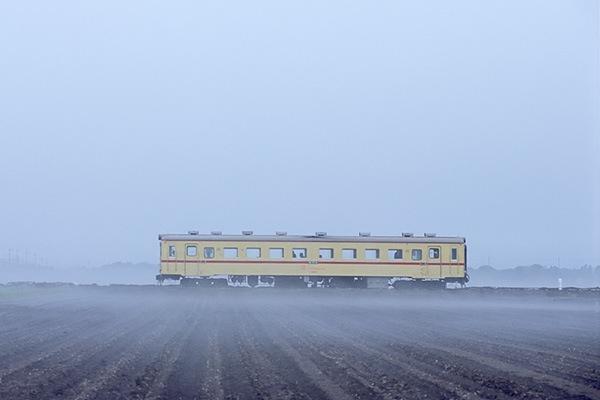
[186,245,197,257]
[388,249,403,260]
[269,248,284,259]
[292,248,307,258]
[204,247,215,259]
[319,248,333,259]
[411,249,422,261]
[342,249,357,259]
[365,249,379,259]
[168,245,176,258]
[246,248,261,258]
[224,248,238,258]
[428,248,440,259]
[451,248,458,261]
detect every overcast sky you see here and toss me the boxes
[0,0,598,269]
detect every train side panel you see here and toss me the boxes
[159,239,466,281]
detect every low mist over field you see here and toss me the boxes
[0,2,598,399]
[1,286,598,400]
[0,261,157,285]
[469,264,600,287]
[1,260,599,287]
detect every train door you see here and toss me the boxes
[450,247,459,276]
[184,244,198,276]
[166,243,179,275]
[427,247,442,278]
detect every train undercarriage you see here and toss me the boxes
[157,274,468,289]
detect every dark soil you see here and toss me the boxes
[0,285,598,399]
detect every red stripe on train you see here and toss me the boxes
[160,259,464,266]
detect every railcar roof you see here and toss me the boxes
[159,233,465,244]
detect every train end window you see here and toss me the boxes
[204,247,215,259]
[388,249,403,260]
[292,248,307,258]
[365,249,379,260]
[224,247,238,258]
[168,245,176,258]
[186,245,197,257]
[269,248,284,259]
[319,248,334,259]
[428,248,440,259]
[411,249,422,261]
[451,248,458,261]
[246,248,261,258]
[342,249,357,259]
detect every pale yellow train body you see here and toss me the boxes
[157,232,468,286]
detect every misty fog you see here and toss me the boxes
[0,0,598,270]
[0,2,599,399]
[1,285,598,399]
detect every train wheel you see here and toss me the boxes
[392,280,410,289]
[247,275,258,288]
[259,276,274,286]
[308,276,322,288]
[354,277,367,288]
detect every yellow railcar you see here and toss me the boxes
[157,231,468,288]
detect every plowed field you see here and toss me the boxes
[0,285,598,399]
